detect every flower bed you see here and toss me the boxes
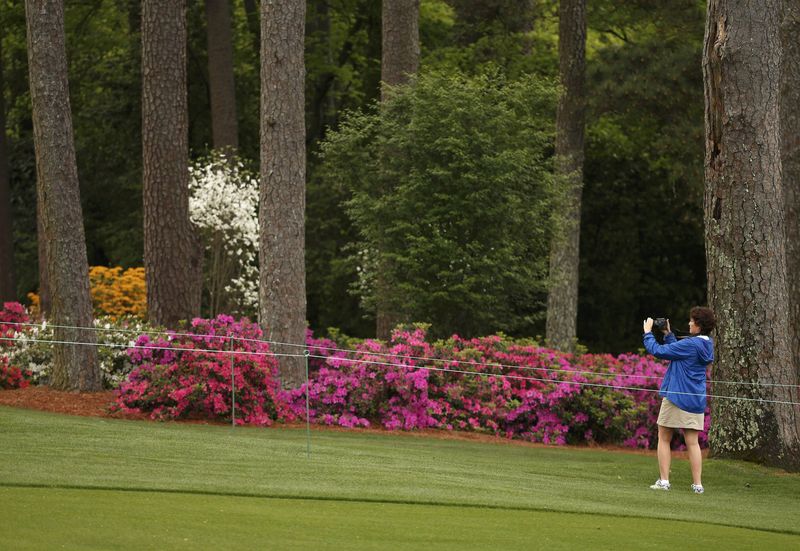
[113,315,291,425]
[3,300,710,449]
[289,327,709,449]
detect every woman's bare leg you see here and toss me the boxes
[657,424,673,481]
[684,429,702,485]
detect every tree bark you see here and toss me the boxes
[36,189,50,318]
[142,0,203,328]
[703,0,800,470]
[546,0,586,352]
[375,0,419,339]
[24,0,99,390]
[380,0,419,100]
[782,0,800,381]
[259,0,306,387]
[0,39,15,302]
[206,0,239,151]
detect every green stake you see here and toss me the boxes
[230,336,235,428]
[304,349,311,459]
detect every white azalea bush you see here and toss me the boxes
[189,151,259,317]
[5,315,158,388]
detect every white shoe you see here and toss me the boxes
[691,484,704,494]
[649,479,671,491]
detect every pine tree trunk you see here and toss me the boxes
[546,0,586,352]
[36,191,50,318]
[206,0,239,151]
[142,0,203,328]
[380,0,419,100]
[376,0,419,339]
[243,0,261,57]
[0,40,15,302]
[259,0,306,387]
[25,0,99,391]
[782,0,800,381]
[703,0,800,470]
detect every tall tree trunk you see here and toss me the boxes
[25,0,99,391]
[242,0,261,57]
[0,39,15,302]
[206,0,239,151]
[36,190,50,318]
[375,0,419,339]
[546,0,586,352]
[783,0,800,380]
[259,0,306,387]
[380,0,419,101]
[142,0,203,328]
[703,0,800,470]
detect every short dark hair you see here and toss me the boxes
[690,306,715,335]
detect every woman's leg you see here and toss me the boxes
[657,424,673,481]
[684,429,702,485]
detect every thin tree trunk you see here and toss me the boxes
[376,0,419,339]
[259,0,306,387]
[25,0,99,390]
[703,0,800,470]
[206,0,239,151]
[782,0,800,381]
[242,0,260,57]
[0,39,15,302]
[546,0,586,352]
[142,0,203,327]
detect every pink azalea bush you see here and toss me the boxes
[291,326,710,449]
[112,317,709,449]
[113,315,293,425]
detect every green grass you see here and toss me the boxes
[2,406,799,550]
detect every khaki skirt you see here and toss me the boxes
[657,398,704,430]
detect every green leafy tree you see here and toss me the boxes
[320,70,559,338]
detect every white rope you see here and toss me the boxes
[0,335,304,359]
[2,334,799,406]
[307,355,800,407]
[4,320,799,389]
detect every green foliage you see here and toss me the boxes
[579,2,707,352]
[1,0,710,353]
[320,70,559,338]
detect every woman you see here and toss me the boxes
[642,306,715,494]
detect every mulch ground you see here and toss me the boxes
[0,386,680,457]
[0,386,138,419]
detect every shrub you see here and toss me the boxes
[320,70,559,338]
[89,266,147,320]
[114,315,291,425]
[0,301,29,347]
[27,266,147,321]
[0,355,30,389]
[295,326,708,449]
[189,151,259,317]
[3,307,158,388]
[110,319,708,448]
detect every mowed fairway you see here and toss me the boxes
[1,406,799,550]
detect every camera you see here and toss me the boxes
[652,317,669,343]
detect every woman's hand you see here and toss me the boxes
[665,319,671,334]
[643,317,654,333]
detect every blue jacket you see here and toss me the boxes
[643,332,714,414]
